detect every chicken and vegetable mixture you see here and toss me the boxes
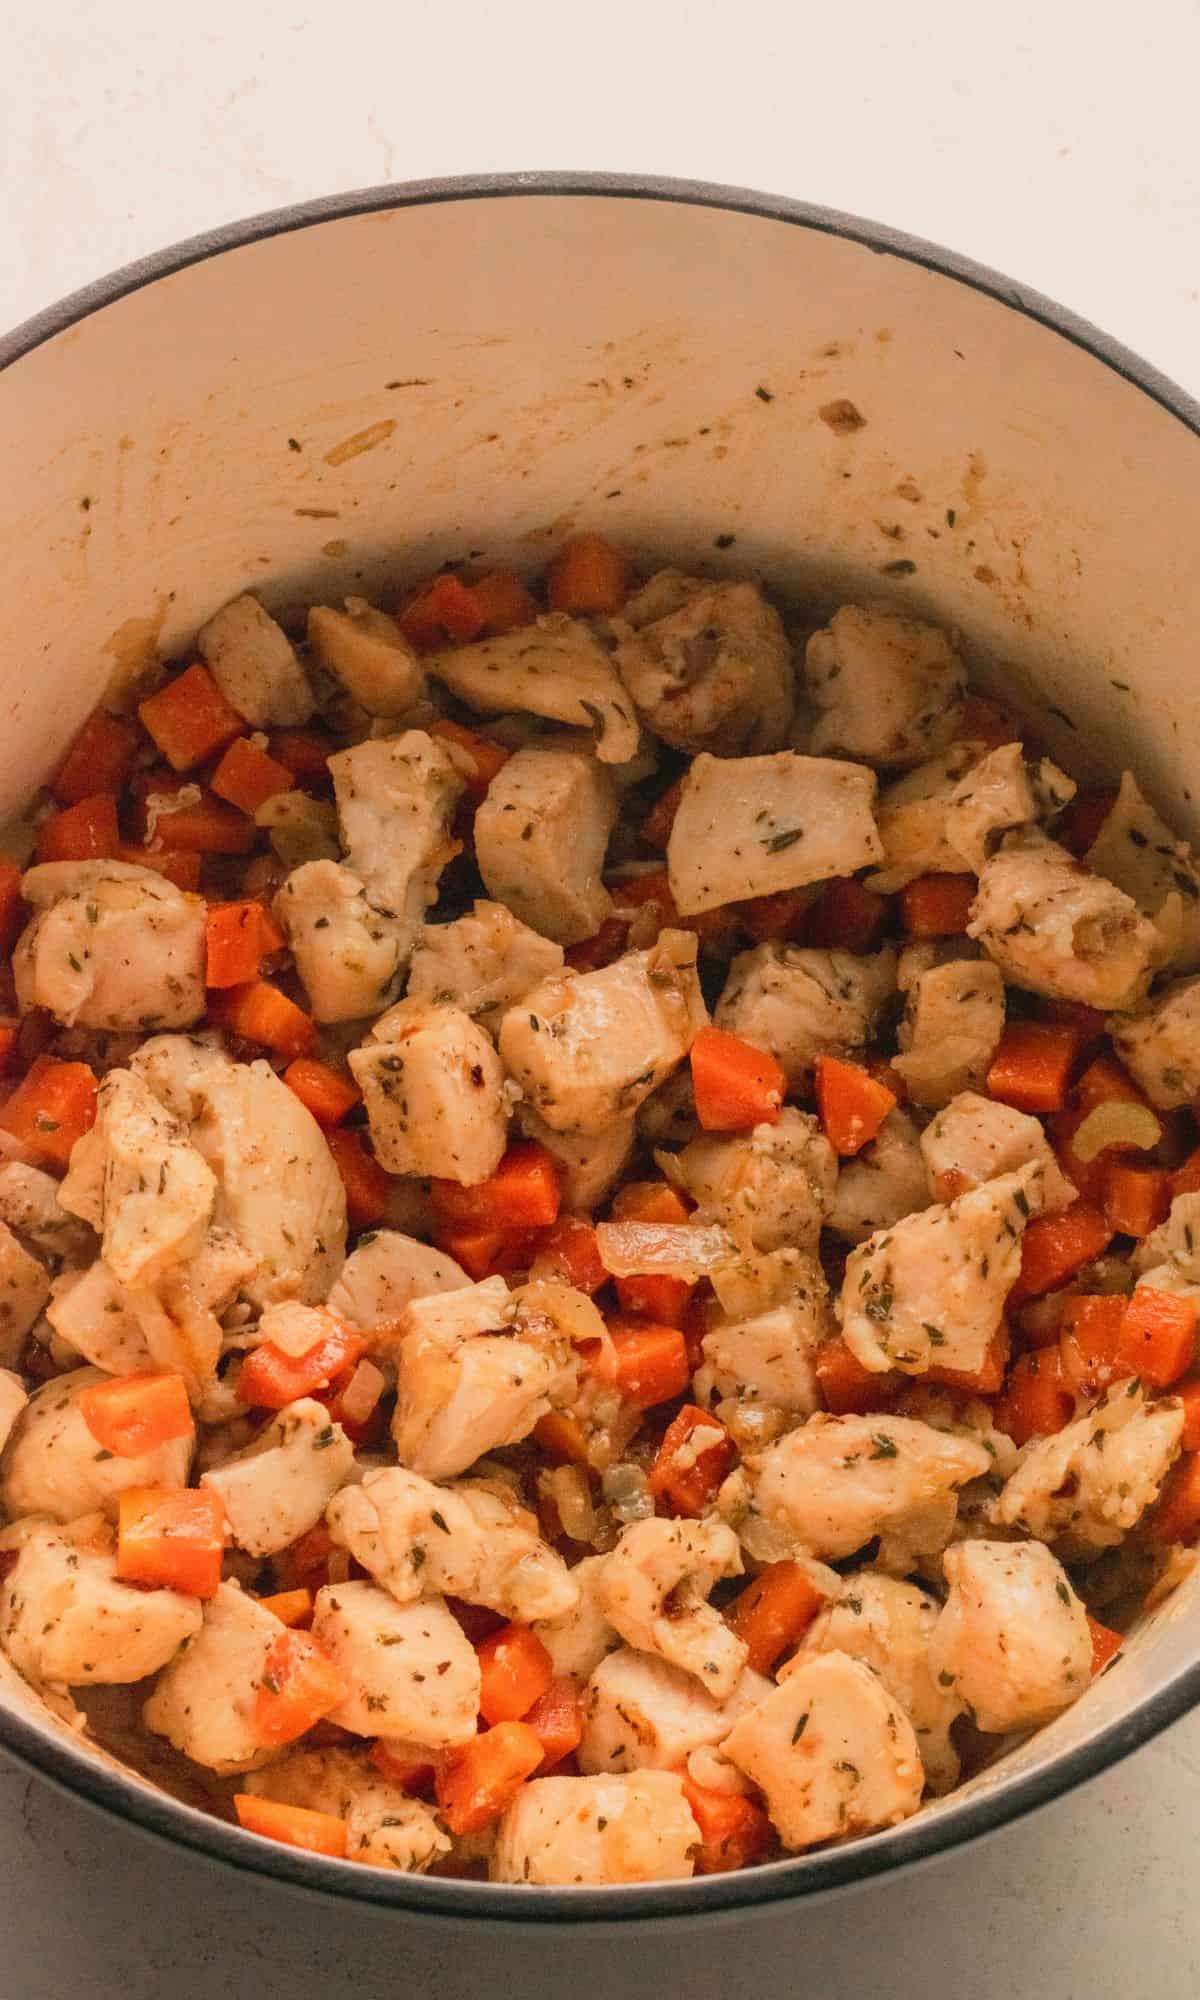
[1,533,1199,1886]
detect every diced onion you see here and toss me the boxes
[1071,1100,1163,1164]
[542,1465,596,1543]
[339,1357,386,1426]
[595,1219,737,1281]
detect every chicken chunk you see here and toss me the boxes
[190,1059,346,1306]
[0,1366,192,1524]
[499,932,707,1136]
[532,1553,621,1679]
[921,1092,1076,1212]
[311,1581,479,1748]
[944,743,1076,873]
[743,1413,990,1564]
[928,1539,1091,1734]
[598,1517,746,1699]
[968,829,1158,1011]
[579,1649,770,1775]
[714,943,896,1090]
[892,955,1005,1109]
[45,1262,152,1374]
[785,1572,961,1793]
[0,1162,93,1262]
[427,615,639,764]
[0,1372,26,1455]
[722,1650,923,1849]
[391,1277,568,1479]
[326,1230,469,1333]
[326,1466,577,1622]
[1109,975,1200,1108]
[993,1380,1183,1555]
[202,1399,353,1558]
[475,748,617,946]
[306,600,424,718]
[127,1031,232,1120]
[827,1110,930,1245]
[805,605,966,770]
[328,731,465,953]
[491,1771,700,1886]
[274,860,405,1022]
[0,1221,49,1368]
[1084,772,1200,974]
[197,593,314,725]
[519,1108,636,1212]
[669,1109,837,1254]
[841,1168,1043,1377]
[242,1746,449,1872]
[406,900,565,1032]
[254,789,340,868]
[14,861,206,1032]
[58,1068,215,1289]
[866,742,984,892]
[0,1516,201,1687]
[350,1000,508,1185]
[699,1251,831,1417]
[666,752,881,916]
[613,572,793,757]
[142,1581,281,1774]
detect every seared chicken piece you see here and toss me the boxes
[242,1746,449,1872]
[827,1110,930,1245]
[598,1517,747,1699]
[920,1091,1076,1211]
[666,751,881,915]
[328,730,465,955]
[475,748,617,946]
[968,829,1158,1011]
[893,954,1005,1109]
[350,999,509,1185]
[669,1109,837,1254]
[274,860,405,1021]
[491,1771,700,1885]
[532,1553,621,1679]
[202,1399,353,1558]
[944,742,1075,873]
[306,599,424,718]
[1085,772,1200,974]
[994,1381,1183,1556]
[391,1277,569,1479]
[579,1649,770,1775]
[14,861,206,1032]
[197,593,314,725]
[0,1222,49,1368]
[929,1539,1091,1734]
[0,1515,200,1686]
[311,1581,480,1748]
[866,742,984,892]
[142,1581,281,1774]
[58,1068,216,1289]
[805,604,966,769]
[327,1230,469,1332]
[0,1367,192,1524]
[427,615,639,764]
[613,571,793,756]
[1110,974,1200,1108]
[407,900,564,1032]
[714,943,896,1090]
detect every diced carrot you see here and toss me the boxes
[257,1588,314,1628]
[116,842,203,891]
[469,568,539,635]
[1149,1451,1200,1544]
[1116,1288,1197,1388]
[545,533,631,617]
[1008,1199,1113,1306]
[528,1216,607,1294]
[78,1372,194,1458]
[691,1025,786,1133]
[369,1740,436,1793]
[986,1021,1085,1115]
[738,888,812,945]
[139,664,245,771]
[1086,1614,1123,1675]
[116,1486,225,1598]
[273,1524,334,1595]
[436,1720,545,1835]
[612,1181,691,1226]
[1059,1295,1127,1398]
[255,1628,350,1747]
[1058,788,1118,859]
[211,736,293,816]
[614,1271,694,1327]
[564,916,630,973]
[0,1055,98,1170]
[237,1315,365,1410]
[208,979,315,1059]
[205,901,276,989]
[233,1793,347,1858]
[427,718,512,804]
[813,1055,896,1157]
[532,1410,591,1465]
[52,710,141,804]
[477,1623,554,1726]
[0,1022,17,1077]
[925,1323,1011,1396]
[522,1676,584,1768]
[318,1358,388,1450]
[955,693,1021,750]
[680,1774,773,1875]
[899,872,976,939]
[0,860,23,954]
[1074,1052,1147,1114]
[324,1126,393,1232]
[1175,1380,1200,1452]
[647,1404,737,1517]
[151,788,257,855]
[268,727,334,785]
[398,572,486,651]
[815,1336,900,1415]
[641,778,685,853]
[805,876,890,954]
[726,1560,824,1674]
[993,1348,1075,1447]
[433,1226,508,1281]
[282,1057,360,1127]
[431,1142,563,1239]
[589,1319,690,1409]
[36,792,120,863]
[1103,1160,1170,1239]
[1172,1147,1200,1202]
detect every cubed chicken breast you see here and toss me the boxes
[0,1161,94,1261]
[326,1230,469,1332]
[311,1581,479,1748]
[920,1092,1076,1212]
[666,752,881,916]
[274,860,405,1022]
[391,1277,567,1479]
[928,1539,1091,1734]
[827,1110,930,1245]
[532,1553,621,1679]
[427,615,639,764]
[242,1746,449,1872]
[45,1262,152,1375]
[350,999,508,1184]
[0,1366,192,1524]
[254,789,340,868]
[127,1031,232,1119]
[994,1381,1183,1555]
[1084,772,1200,975]
[1110,974,1200,1108]
[328,731,465,954]
[406,899,565,1032]
[714,943,896,1090]
[14,861,206,1032]
[944,743,1075,874]
[475,748,617,946]
[197,593,314,725]
[491,1771,700,1885]
[893,955,1005,1109]
[499,932,707,1135]
[142,1581,281,1774]
[0,1517,201,1687]
[202,1399,353,1557]
[579,1648,771,1775]
[598,1517,746,1699]
[722,1650,924,1849]
[841,1167,1043,1377]
[968,829,1158,1011]
[805,604,966,769]
[519,1108,636,1212]
[613,572,794,756]
[0,1221,49,1368]
[306,600,425,718]
[0,1371,27,1454]
[866,742,983,892]
[670,1109,837,1254]
[58,1067,215,1289]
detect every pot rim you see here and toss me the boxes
[1,168,1197,1923]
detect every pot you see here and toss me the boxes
[0,171,1197,1924]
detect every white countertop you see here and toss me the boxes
[2,0,1199,1991]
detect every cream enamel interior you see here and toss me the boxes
[1,181,1198,1900]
